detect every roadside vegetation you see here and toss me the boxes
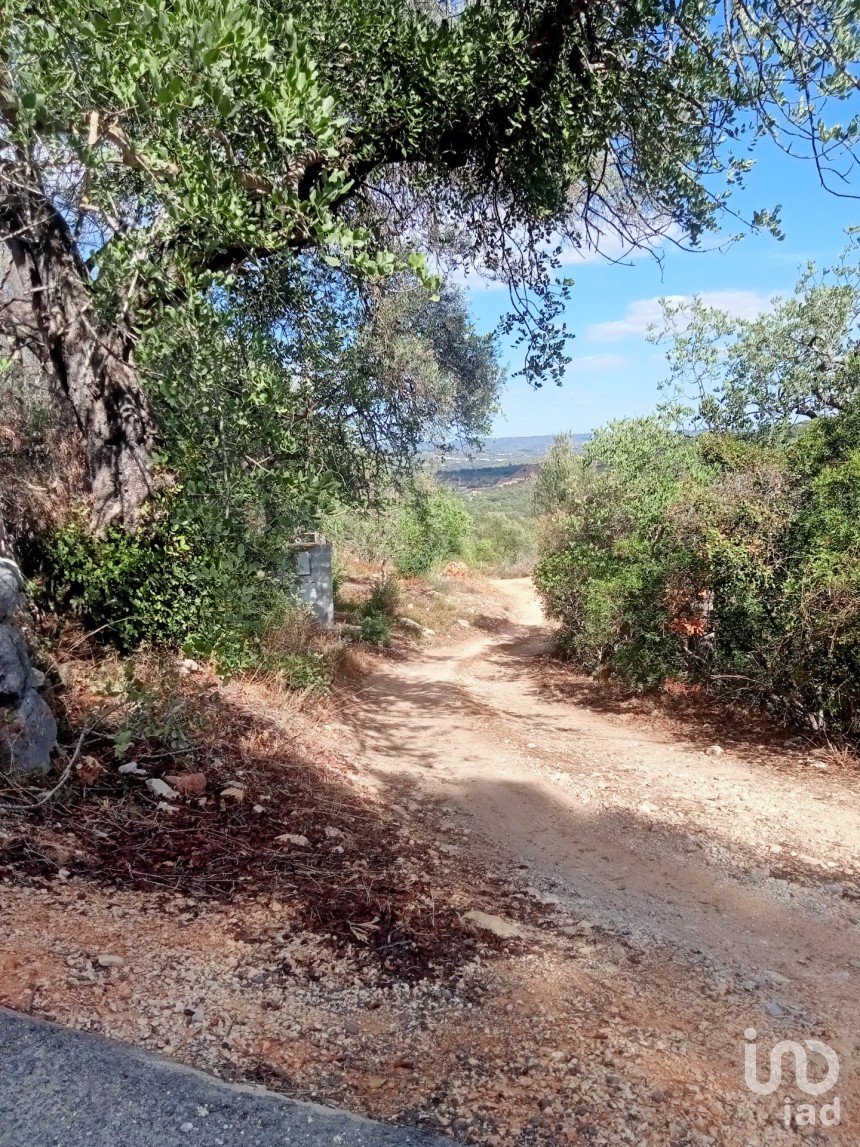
[2,0,857,764]
[329,472,539,588]
[535,243,860,739]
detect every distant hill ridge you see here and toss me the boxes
[437,433,590,472]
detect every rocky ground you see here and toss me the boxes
[1,576,858,1145]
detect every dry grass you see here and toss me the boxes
[334,547,507,645]
[818,740,860,771]
[0,373,86,552]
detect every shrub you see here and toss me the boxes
[534,406,860,737]
[257,606,344,690]
[41,501,292,673]
[364,577,400,620]
[534,417,709,684]
[359,612,391,646]
[395,485,472,576]
[354,576,398,646]
[277,651,334,691]
[326,480,473,577]
[470,510,537,573]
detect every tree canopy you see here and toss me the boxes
[656,236,860,437]
[1,0,858,529]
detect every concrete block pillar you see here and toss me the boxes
[292,538,334,627]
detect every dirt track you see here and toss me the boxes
[350,578,860,1140]
[2,576,859,1144]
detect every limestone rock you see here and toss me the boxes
[146,777,180,800]
[462,909,524,940]
[6,689,57,776]
[0,559,24,620]
[96,954,125,969]
[0,623,28,700]
[0,552,56,775]
[398,616,424,635]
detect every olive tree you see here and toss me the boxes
[656,238,860,438]
[2,0,858,531]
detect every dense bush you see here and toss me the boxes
[535,406,860,737]
[536,251,860,737]
[699,410,860,732]
[464,479,539,574]
[328,481,473,577]
[534,419,710,685]
[26,265,500,670]
[44,503,291,671]
[395,486,473,576]
[356,577,399,646]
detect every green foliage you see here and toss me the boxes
[106,660,194,758]
[458,478,539,573]
[359,612,391,646]
[655,237,860,439]
[37,256,500,666]
[328,479,472,576]
[4,0,419,312]
[343,576,399,646]
[471,511,534,569]
[684,421,860,732]
[534,418,709,684]
[142,261,500,518]
[536,395,860,736]
[43,502,289,671]
[276,651,333,691]
[7,0,860,695]
[294,0,860,379]
[331,467,540,579]
[5,0,859,387]
[395,485,472,576]
[363,577,400,621]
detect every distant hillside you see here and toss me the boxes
[435,433,588,489]
[437,433,589,472]
[442,462,540,490]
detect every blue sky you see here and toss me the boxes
[463,144,858,437]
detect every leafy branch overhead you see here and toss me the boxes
[4,0,859,344]
[0,0,858,535]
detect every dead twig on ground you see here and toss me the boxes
[0,727,88,811]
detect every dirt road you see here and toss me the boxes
[3,576,859,1145]
[351,577,860,1141]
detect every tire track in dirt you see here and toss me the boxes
[348,578,860,1138]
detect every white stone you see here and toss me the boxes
[462,910,524,939]
[146,778,179,799]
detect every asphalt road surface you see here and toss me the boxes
[0,1009,450,1147]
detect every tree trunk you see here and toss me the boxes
[0,175,156,531]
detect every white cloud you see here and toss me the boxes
[444,223,686,291]
[447,266,508,293]
[587,290,777,343]
[568,353,629,372]
[556,223,685,267]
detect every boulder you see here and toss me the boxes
[0,548,57,775]
[397,616,424,635]
[0,559,24,621]
[462,909,524,940]
[0,624,28,701]
[6,688,57,776]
